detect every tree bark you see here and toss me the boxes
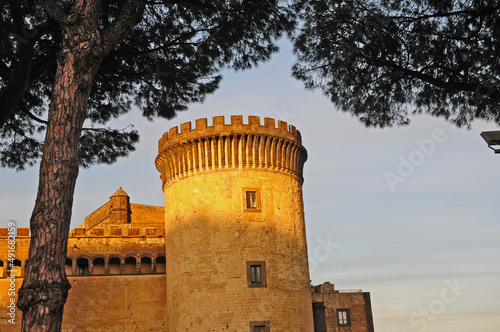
[17,1,103,331]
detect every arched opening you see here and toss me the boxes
[124,257,136,274]
[0,260,4,277]
[109,257,121,275]
[156,256,166,273]
[9,259,22,277]
[77,258,89,275]
[65,258,73,276]
[93,258,105,275]
[141,257,152,274]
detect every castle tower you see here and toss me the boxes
[155,115,314,331]
[109,187,131,224]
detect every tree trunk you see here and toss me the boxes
[17,2,103,331]
[16,0,144,329]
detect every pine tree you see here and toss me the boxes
[0,1,295,330]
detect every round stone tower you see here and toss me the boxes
[155,115,314,331]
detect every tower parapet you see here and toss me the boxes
[155,115,307,188]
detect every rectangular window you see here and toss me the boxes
[243,188,262,212]
[246,191,257,209]
[337,309,350,326]
[250,321,270,332]
[250,265,262,284]
[247,261,267,288]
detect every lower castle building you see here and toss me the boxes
[1,116,374,331]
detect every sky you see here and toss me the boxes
[2,40,500,332]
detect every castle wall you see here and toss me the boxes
[0,232,165,277]
[0,275,166,332]
[84,201,113,230]
[66,236,164,259]
[82,191,164,235]
[129,204,165,225]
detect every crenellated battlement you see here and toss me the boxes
[0,227,30,237]
[158,115,302,151]
[155,115,307,188]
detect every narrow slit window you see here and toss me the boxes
[250,265,262,284]
[250,321,270,332]
[246,191,257,209]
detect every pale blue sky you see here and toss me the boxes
[2,40,499,331]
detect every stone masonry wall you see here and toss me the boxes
[163,170,314,331]
[0,275,166,332]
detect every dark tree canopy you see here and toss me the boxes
[1,0,294,169]
[292,0,500,128]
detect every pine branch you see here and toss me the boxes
[40,0,68,25]
[102,0,147,55]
